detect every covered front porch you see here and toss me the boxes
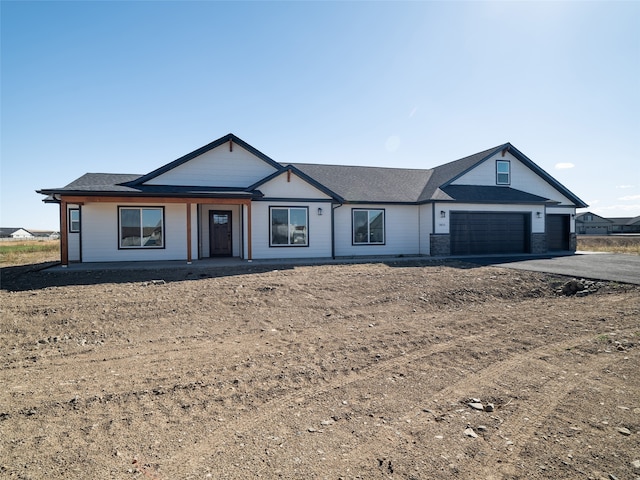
[55,196,254,266]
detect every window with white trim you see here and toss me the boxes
[353,209,385,245]
[496,160,510,185]
[119,207,164,248]
[270,207,308,246]
[69,208,80,233]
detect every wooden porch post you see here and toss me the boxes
[60,199,68,267]
[247,201,252,260]
[186,202,192,264]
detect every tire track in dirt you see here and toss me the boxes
[368,329,637,479]
[166,327,628,478]
[163,325,548,474]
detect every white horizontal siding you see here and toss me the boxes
[418,204,433,255]
[257,171,332,199]
[452,151,575,205]
[334,204,420,257]
[145,143,278,187]
[81,203,189,262]
[251,201,333,259]
[67,204,81,261]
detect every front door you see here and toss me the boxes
[210,211,232,256]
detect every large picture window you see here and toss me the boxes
[119,207,164,248]
[496,160,510,185]
[270,207,308,246]
[353,209,385,245]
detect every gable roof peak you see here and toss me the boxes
[128,133,282,186]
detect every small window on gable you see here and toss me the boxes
[69,209,80,233]
[496,160,510,185]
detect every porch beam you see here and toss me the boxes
[60,195,251,205]
[60,200,68,267]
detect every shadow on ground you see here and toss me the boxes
[0,258,492,292]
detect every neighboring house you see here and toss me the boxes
[576,213,640,234]
[37,134,587,265]
[575,212,614,235]
[30,230,61,239]
[610,216,640,234]
[0,228,22,238]
[0,228,59,240]
[9,228,34,239]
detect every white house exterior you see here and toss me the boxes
[38,134,587,266]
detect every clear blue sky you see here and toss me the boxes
[2,0,639,230]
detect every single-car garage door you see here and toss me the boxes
[546,214,570,251]
[450,212,530,255]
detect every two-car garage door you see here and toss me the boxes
[450,212,530,255]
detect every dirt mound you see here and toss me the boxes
[1,262,639,479]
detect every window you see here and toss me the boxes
[270,207,308,246]
[496,160,510,185]
[353,209,385,245]
[69,209,80,233]
[119,207,164,248]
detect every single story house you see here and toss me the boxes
[38,134,587,265]
[576,213,640,235]
[610,216,640,234]
[8,228,34,239]
[575,212,614,235]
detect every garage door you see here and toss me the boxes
[546,214,570,251]
[450,212,530,255]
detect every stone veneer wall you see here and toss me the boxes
[531,233,546,254]
[569,233,577,251]
[430,234,450,256]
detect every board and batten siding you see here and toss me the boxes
[144,143,279,188]
[452,151,575,205]
[250,201,333,259]
[79,203,193,262]
[333,204,420,257]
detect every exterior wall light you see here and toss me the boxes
[536,212,542,218]
[440,211,446,218]
[317,207,323,216]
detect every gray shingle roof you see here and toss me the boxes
[436,185,554,203]
[289,163,434,203]
[37,135,587,208]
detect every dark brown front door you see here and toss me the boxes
[210,211,232,256]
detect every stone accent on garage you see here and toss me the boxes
[569,233,577,251]
[430,234,451,256]
[531,233,546,254]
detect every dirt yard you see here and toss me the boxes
[1,259,639,479]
